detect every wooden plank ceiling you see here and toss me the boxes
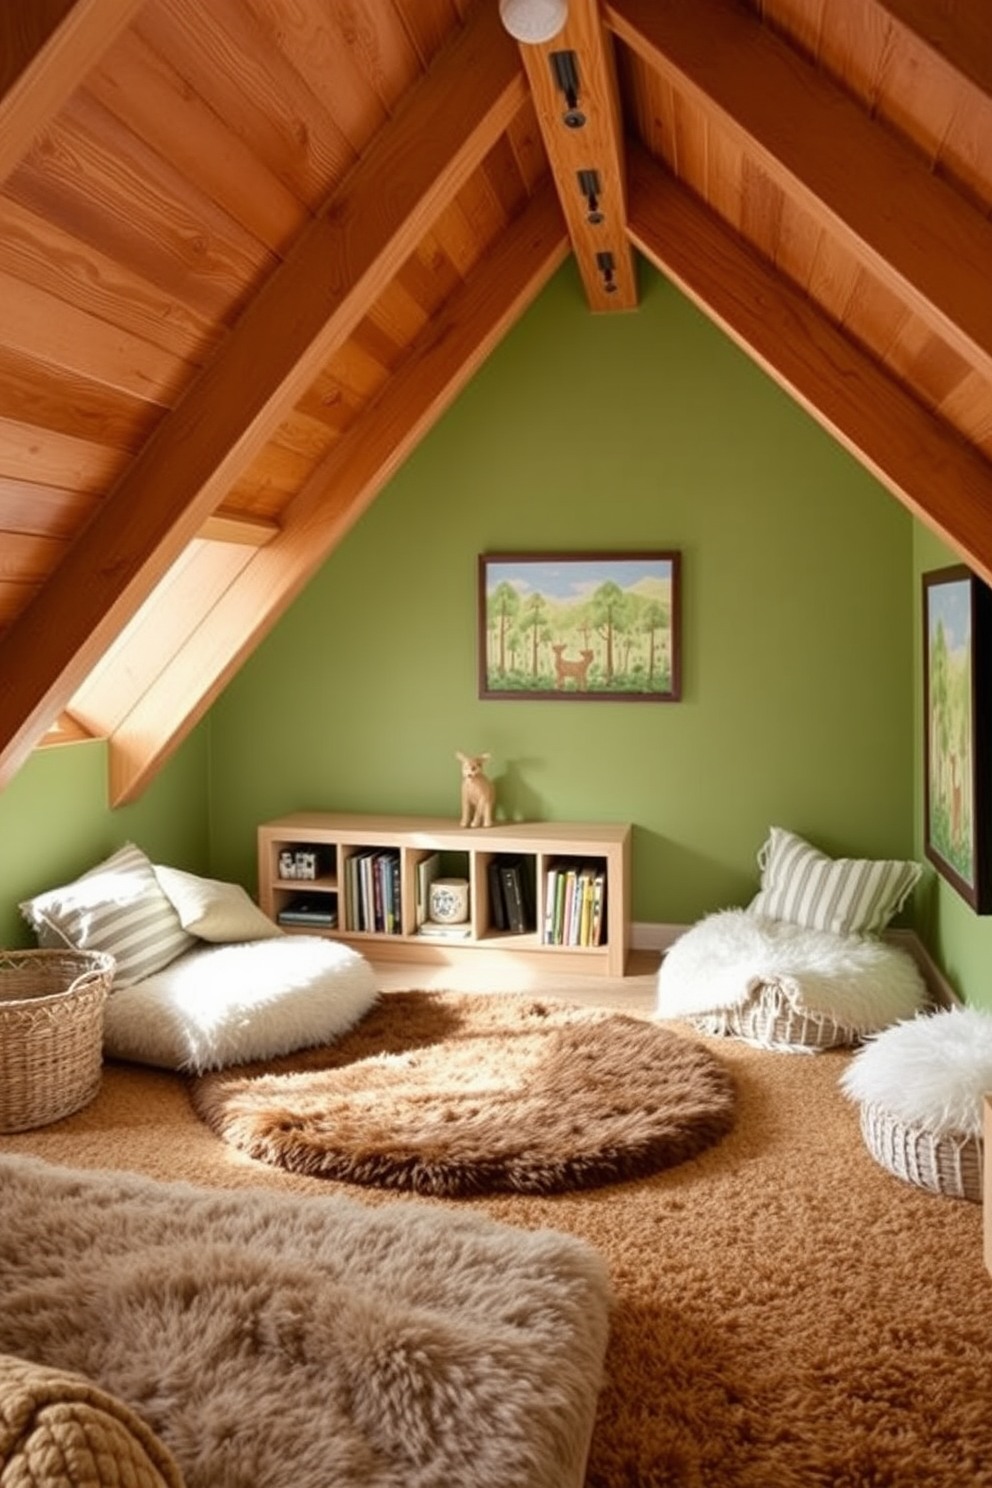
[1,0,991,803]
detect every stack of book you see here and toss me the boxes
[542,863,606,947]
[416,919,473,940]
[342,848,401,934]
[487,855,536,934]
[277,894,338,929]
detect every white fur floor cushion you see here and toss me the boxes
[656,909,928,1051]
[840,1007,992,1138]
[103,936,379,1073]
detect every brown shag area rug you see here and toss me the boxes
[189,991,736,1196]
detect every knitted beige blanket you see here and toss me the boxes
[0,1352,183,1488]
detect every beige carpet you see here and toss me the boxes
[2,998,991,1488]
[189,992,736,1195]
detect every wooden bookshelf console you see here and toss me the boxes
[258,813,632,977]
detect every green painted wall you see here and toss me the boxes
[0,727,210,948]
[913,526,992,1007]
[208,260,917,930]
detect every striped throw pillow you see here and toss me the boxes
[749,827,922,938]
[20,843,195,987]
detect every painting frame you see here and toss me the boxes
[922,564,992,913]
[478,551,681,702]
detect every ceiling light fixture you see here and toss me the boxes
[498,0,568,44]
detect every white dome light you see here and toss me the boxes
[498,0,568,45]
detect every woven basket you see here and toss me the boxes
[0,949,115,1133]
[690,981,859,1053]
[859,1100,984,1203]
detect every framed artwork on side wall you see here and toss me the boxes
[478,552,681,702]
[922,565,992,913]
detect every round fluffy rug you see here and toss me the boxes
[189,991,736,1196]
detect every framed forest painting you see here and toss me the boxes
[479,552,681,702]
[922,565,992,912]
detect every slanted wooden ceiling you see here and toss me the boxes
[2,0,991,804]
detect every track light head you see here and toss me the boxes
[550,49,586,128]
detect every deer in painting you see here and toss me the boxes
[552,645,594,691]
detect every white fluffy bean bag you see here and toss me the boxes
[103,935,378,1073]
[657,909,928,1052]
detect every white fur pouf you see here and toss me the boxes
[840,1006,992,1201]
[103,935,379,1073]
[656,909,928,1053]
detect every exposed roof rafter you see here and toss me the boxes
[608,0,992,378]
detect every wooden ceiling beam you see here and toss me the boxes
[198,512,279,546]
[37,711,95,748]
[0,0,146,186]
[626,144,992,589]
[508,0,636,311]
[105,187,570,804]
[0,1,527,793]
[608,0,992,380]
[67,542,255,738]
[877,0,992,97]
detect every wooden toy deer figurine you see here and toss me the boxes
[457,751,495,828]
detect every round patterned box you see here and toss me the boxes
[429,878,470,924]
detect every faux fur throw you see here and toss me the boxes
[0,1351,183,1488]
[657,909,927,1031]
[0,1156,611,1488]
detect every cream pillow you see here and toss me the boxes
[154,864,282,943]
[749,826,922,938]
[19,843,194,987]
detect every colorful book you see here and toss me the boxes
[499,859,526,932]
[591,871,606,946]
[416,852,440,928]
[489,860,508,931]
[542,866,558,944]
[578,867,596,946]
[554,867,567,943]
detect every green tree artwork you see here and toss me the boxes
[479,554,681,701]
[923,567,992,910]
